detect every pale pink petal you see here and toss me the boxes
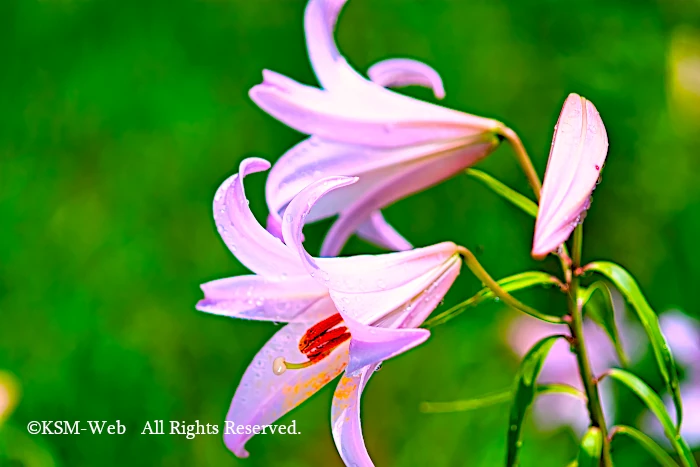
[196,275,327,323]
[368,58,446,99]
[352,211,412,254]
[329,256,461,326]
[265,136,471,227]
[392,256,462,329]
[322,142,493,255]
[280,177,458,293]
[331,364,379,467]
[214,157,304,277]
[304,0,364,92]
[533,94,609,258]
[224,297,346,457]
[250,70,500,149]
[266,213,284,241]
[343,313,429,374]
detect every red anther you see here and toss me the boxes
[301,326,349,355]
[299,313,343,352]
[306,333,351,363]
[292,313,352,367]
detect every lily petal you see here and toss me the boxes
[368,58,446,99]
[224,297,346,457]
[352,211,412,254]
[304,0,363,92]
[532,94,608,259]
[214,157,304,277]
[280,176,458,293]
[331,364,379,467]
[196,275,328,323]
[322,143,493,255]
[343,314,430,375]
[329,256,461,325]
[265,136,472,228]
[250,70,498,149]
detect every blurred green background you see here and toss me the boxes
[1,0,700,465]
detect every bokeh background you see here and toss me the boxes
[2,0,700,465]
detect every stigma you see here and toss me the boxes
[272,313,350,375]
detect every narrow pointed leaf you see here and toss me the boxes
[604,369,696,467]
[420,390,511,413]
[610,425,679,467]
[579,281,629,366]
[423,271,562,328]
[536,383,587,400]
[507,334,566,467]
[466,168,538,217]
[577,427,603,467]
[421,383,584,414]
[585,261,682,431]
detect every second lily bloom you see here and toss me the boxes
[252,0,514,256]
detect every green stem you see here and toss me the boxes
[497,126,542,199]
[457,247,563,324]
[567,224,613,467]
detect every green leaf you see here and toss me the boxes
[604,369,696,467]
[584,261,682,431]
[420,383,584,414]
[507,335,566,467]
[579,281,629,367]
[536,383,586,400]
[610,425,679,467]
[465,168,538,217]
[577,427,603,467]
[420,390,511,413]
[423,271,562,329]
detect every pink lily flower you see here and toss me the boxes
[532,94,609,259]
[252,0,506,256]
[197,157,462,464]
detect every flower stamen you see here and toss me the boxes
[272,313,351,376]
